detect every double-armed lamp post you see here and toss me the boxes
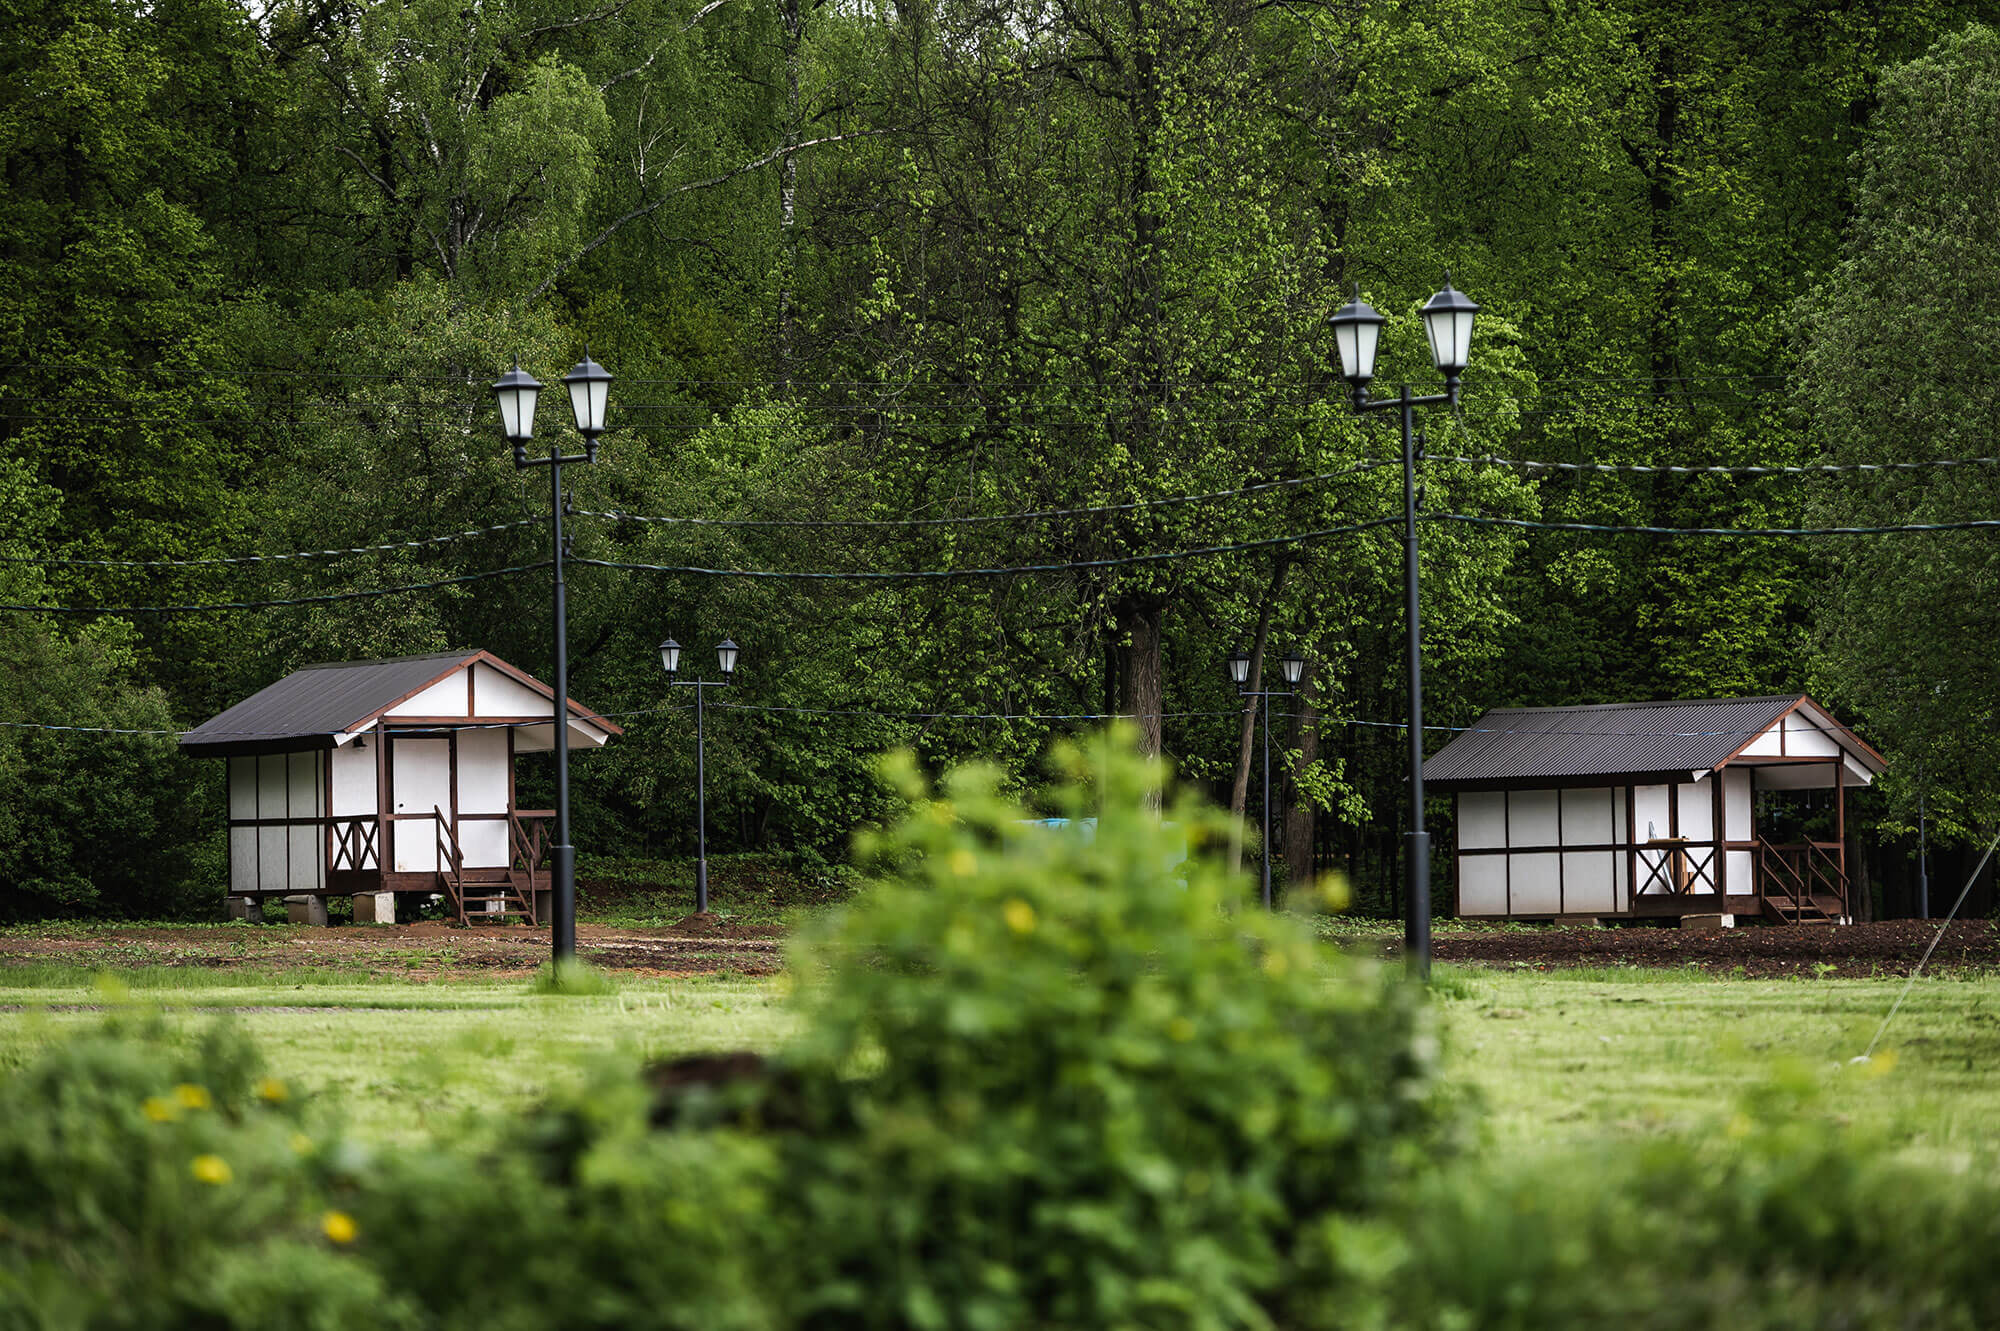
[1229,647,1306,911]
[491,352,613,962]
[1328,274,1479,979]
[659,636,740,915]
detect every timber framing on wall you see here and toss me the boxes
[1423,694,1886,921]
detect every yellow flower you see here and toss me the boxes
[190,1155,233,1186]
[289,1133,315,1156]
[948,849,978,877]
[322,1210,359,1245]
[255,1077,289,1104]
[142,1097,178,1123]
[174,1084,211,1111]
[1003,899,1037,935]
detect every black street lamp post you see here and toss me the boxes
[1230,648,1307,910]
[660,637,739,914]
[492,351,613,963]
[1327,274,1479,979]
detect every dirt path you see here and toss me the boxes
[0,918,785,979]
[4,918,1993,981]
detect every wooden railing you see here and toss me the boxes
[1634,840,1718,898]
[1756,840,1845,921]
[508,810,552,926]
[435,806,467,924]
[329,818,379,872]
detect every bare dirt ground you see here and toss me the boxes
[0,916,785,980]
[1415,919,2000,978]
[3,917,1993,981]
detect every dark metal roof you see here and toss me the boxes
[179,652,477,756]
[1420,694,1833,788]
[178,650,621,756]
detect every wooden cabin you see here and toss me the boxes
[180,650,620,924]
[1422,695,1885,925]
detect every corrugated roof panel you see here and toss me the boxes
[1421,695,1809,786]
[179,652,475,754]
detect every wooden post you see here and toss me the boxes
[1836,759,1847,916]
[1711,770,1727,899]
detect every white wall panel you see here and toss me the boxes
[1508,789,1561,848]
[1561,852,1618,913]
[230,828,258,893]
[229,758,256,819]
[1508,853,1562,913]
[1726,769,1753,840]
[460,820,508,869]
[1561,788,1616,844]
[1740,728,1783,756]
[289,825,323,891]
[1458,856,1508,915]
[257,755,288,820]
[1727,849,1754,892]
[331,742,377,818]
[1634,784,1671,843]
[258,822,288,892]
[1458,793,1506,850]
[1677,781,1713,841]
[1783,715,1840,757]
[473,665,549,717]
[458,728,510,814]
[287,751,323,819]
[386,673,469,717]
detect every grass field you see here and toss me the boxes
[3,958,1994,1167]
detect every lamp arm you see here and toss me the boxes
[1351,384,1454,414]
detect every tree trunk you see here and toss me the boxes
[1121,601,1164,759]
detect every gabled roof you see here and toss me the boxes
[1420,694,1885,789]
[179,650,620,756]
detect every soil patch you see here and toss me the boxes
[1415,919,2000,978]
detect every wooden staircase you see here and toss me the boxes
[434,807,545,926]
[1756,838,1846,924]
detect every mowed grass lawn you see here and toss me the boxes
[1,960,1995,1169]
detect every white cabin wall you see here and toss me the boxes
[1508,853,1562,913]
[386,673,469,718]
[287,752,324,892]
[1677,780,1713,842]
[457,727,511,869]
[1781,714,1840,757]
[1507,789,1561,847]
[472,664,549,716]
[1562,852,1619,912]
[1560,788,1616,844]
[1460,856,1507,915]
[1634,784,1671,842]
[1458,793,1506,850]
[330,743,378,817]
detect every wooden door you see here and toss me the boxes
[391,737,451,872]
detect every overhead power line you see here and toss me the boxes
[2,562,549,616]
[1439,452,2000,477]
[573,515,1408,581]
[1429,514,2000,538]
[577,457,1398,531]
[0,518,547,569]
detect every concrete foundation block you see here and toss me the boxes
[352,892,397,925]
[1680,913,1725,932]
[225,896,261,922]
[284,894,329,926]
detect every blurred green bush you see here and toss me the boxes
[3,733,1997,1330]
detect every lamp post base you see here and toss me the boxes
[552,843,576,959]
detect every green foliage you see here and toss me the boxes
[0,1013,412,1328]
[769,730,1449,1328]
[1799,23,2000,831]
[527,958,618,996]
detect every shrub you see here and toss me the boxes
[765,730,1451,1330]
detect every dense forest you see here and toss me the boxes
[7,0,2000,918]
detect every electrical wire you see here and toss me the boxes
[572,515,1407,581]
[577,458,1397,531]
[1,562,549,615]
[0,518,547,569]
[710,702,1241,721]
[1427,513,2000,538]
[1436,452,2000,477]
